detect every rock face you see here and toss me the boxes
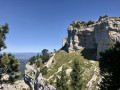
[95,18,120,58]
[62,17,120,59]
[1,80,29,90]
[24,62,56,90]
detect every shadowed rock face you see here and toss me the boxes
[62,17,120,59]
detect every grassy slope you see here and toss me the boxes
[44,48,101,90]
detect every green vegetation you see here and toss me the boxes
[99,15,108,21]
[0,23,9,51]
[71,20,95,29]
[42,49,48,56]
[29,56,37,65]
[41,49,51,63]
[98,15,120,21]
[99,42,120,89]
[28,49,51,64]
[40,66,48,75]
[56,66,68,90]
[44,49,100,89]
[41,54,51,63]
[108,17,120,19]
[0,24,20,85]
[87,20,94,26]
[35,59,42,67]
[70,59,83,90]
[28,53,43,67]
[70,22,81,29]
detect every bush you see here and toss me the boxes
[35,59,42,67]
[9,75,15,84]
[41,54,50,63]
[28,56,36,65]
[40,66,48,75]
[36,70,40,78]
[99,15,108,21]
[87,20,94,26]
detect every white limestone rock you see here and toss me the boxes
[62,17,120,59]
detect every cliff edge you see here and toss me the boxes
[62,17,120,59]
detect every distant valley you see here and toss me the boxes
[13,53,38,80]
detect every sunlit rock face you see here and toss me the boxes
[62,17,120,59]
[63,21,96,53]
[24,63,56,90]
[95,18,120,59]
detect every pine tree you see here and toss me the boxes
[42,49,48,55]
[56,66,68,90]
[70,59,83,90]
[0,24,20,86]
[0,23,9,51]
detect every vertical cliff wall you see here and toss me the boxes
[95,17,120,58]
[62,17,120,59]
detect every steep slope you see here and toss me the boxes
[43,48,101,90]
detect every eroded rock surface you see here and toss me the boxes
[24,62,56,90]
[62,17,120,59]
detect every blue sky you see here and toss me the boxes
[0,0,120,53]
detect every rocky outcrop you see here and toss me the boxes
[62,21,96,52]
[95,17,120,58]
[24,62,56,90]
[62,17,120,59]
[1,80,29,90]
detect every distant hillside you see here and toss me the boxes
[12,53,38,80]
[13,53,38,60]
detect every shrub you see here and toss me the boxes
[56,67,68,90]
[41,54,50,63]
[40,66,48,75]
[99,15,108,21]
[28,56,36,65]
[35,59,42,67]
[74,22,80,28]
[87,20,94,26]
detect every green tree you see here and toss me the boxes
[41,54,50,63]
[0,53,20,84]
[29,56,36,65]
[56,67,68,90]
[0,24,20,86]
[99,42,120,90]
[42,49,48,55]
[70,59,83,90]
[0,23,9,51]
[87,20,94,26]
[103,15,108,18]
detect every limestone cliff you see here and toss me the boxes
[62,17,120,59]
